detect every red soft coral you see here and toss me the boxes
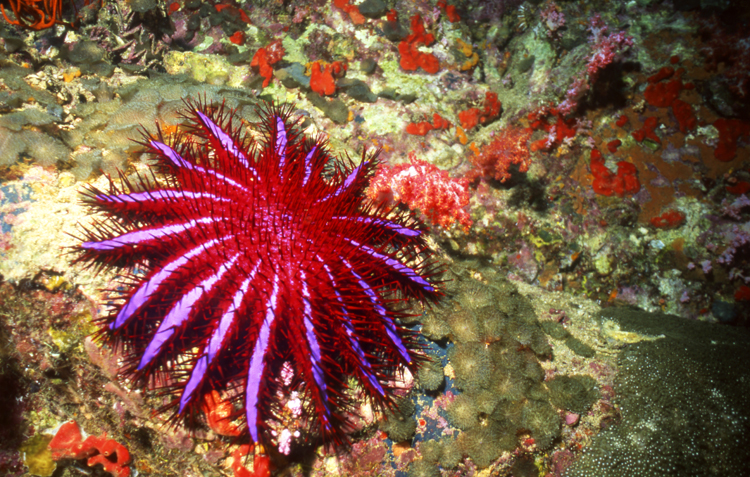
[368,157,472,230]
[470,126,532,182]
[310,61,336,96]
[333,0,366,24]
[405,113,452,136]
[458,92,502,130]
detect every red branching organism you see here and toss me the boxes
[539,1,565,38]
[251,40,286,88]
[405,113,452,136]
[556,14,633,116]
[368,157,472,230]
[333,0,365,24]
[0,0,97,29]
[232,444,271,477]
[589,148,640,197]
[458,92,502,130]
[470,126,532,183]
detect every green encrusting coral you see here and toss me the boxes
[569,308,750,476]
[540,318,596,357]
[0,69,262,178]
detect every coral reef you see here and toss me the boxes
[406,458,440,477]
[0,0,749,475]
[446,393,480,430]
[416,357,444,392]
[408,265,594,471]
[547,375,599,413]
[368,157,472,230]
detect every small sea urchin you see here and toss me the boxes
[74,100,442,449]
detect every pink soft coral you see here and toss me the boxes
[368,157,472,230]
[557,14,633,116]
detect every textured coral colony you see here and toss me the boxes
[0,1,749,477]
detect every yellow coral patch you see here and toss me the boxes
[63,68,81,82]
[456,38,473,57]
[461,52,479,71]
[456,38,479,71]
[456,126,468,145]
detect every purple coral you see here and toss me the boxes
[540,2,566,37]
[556,14,633,116]
[721,194,750,220]
[586,14,634,78]
[717,224,750,265]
